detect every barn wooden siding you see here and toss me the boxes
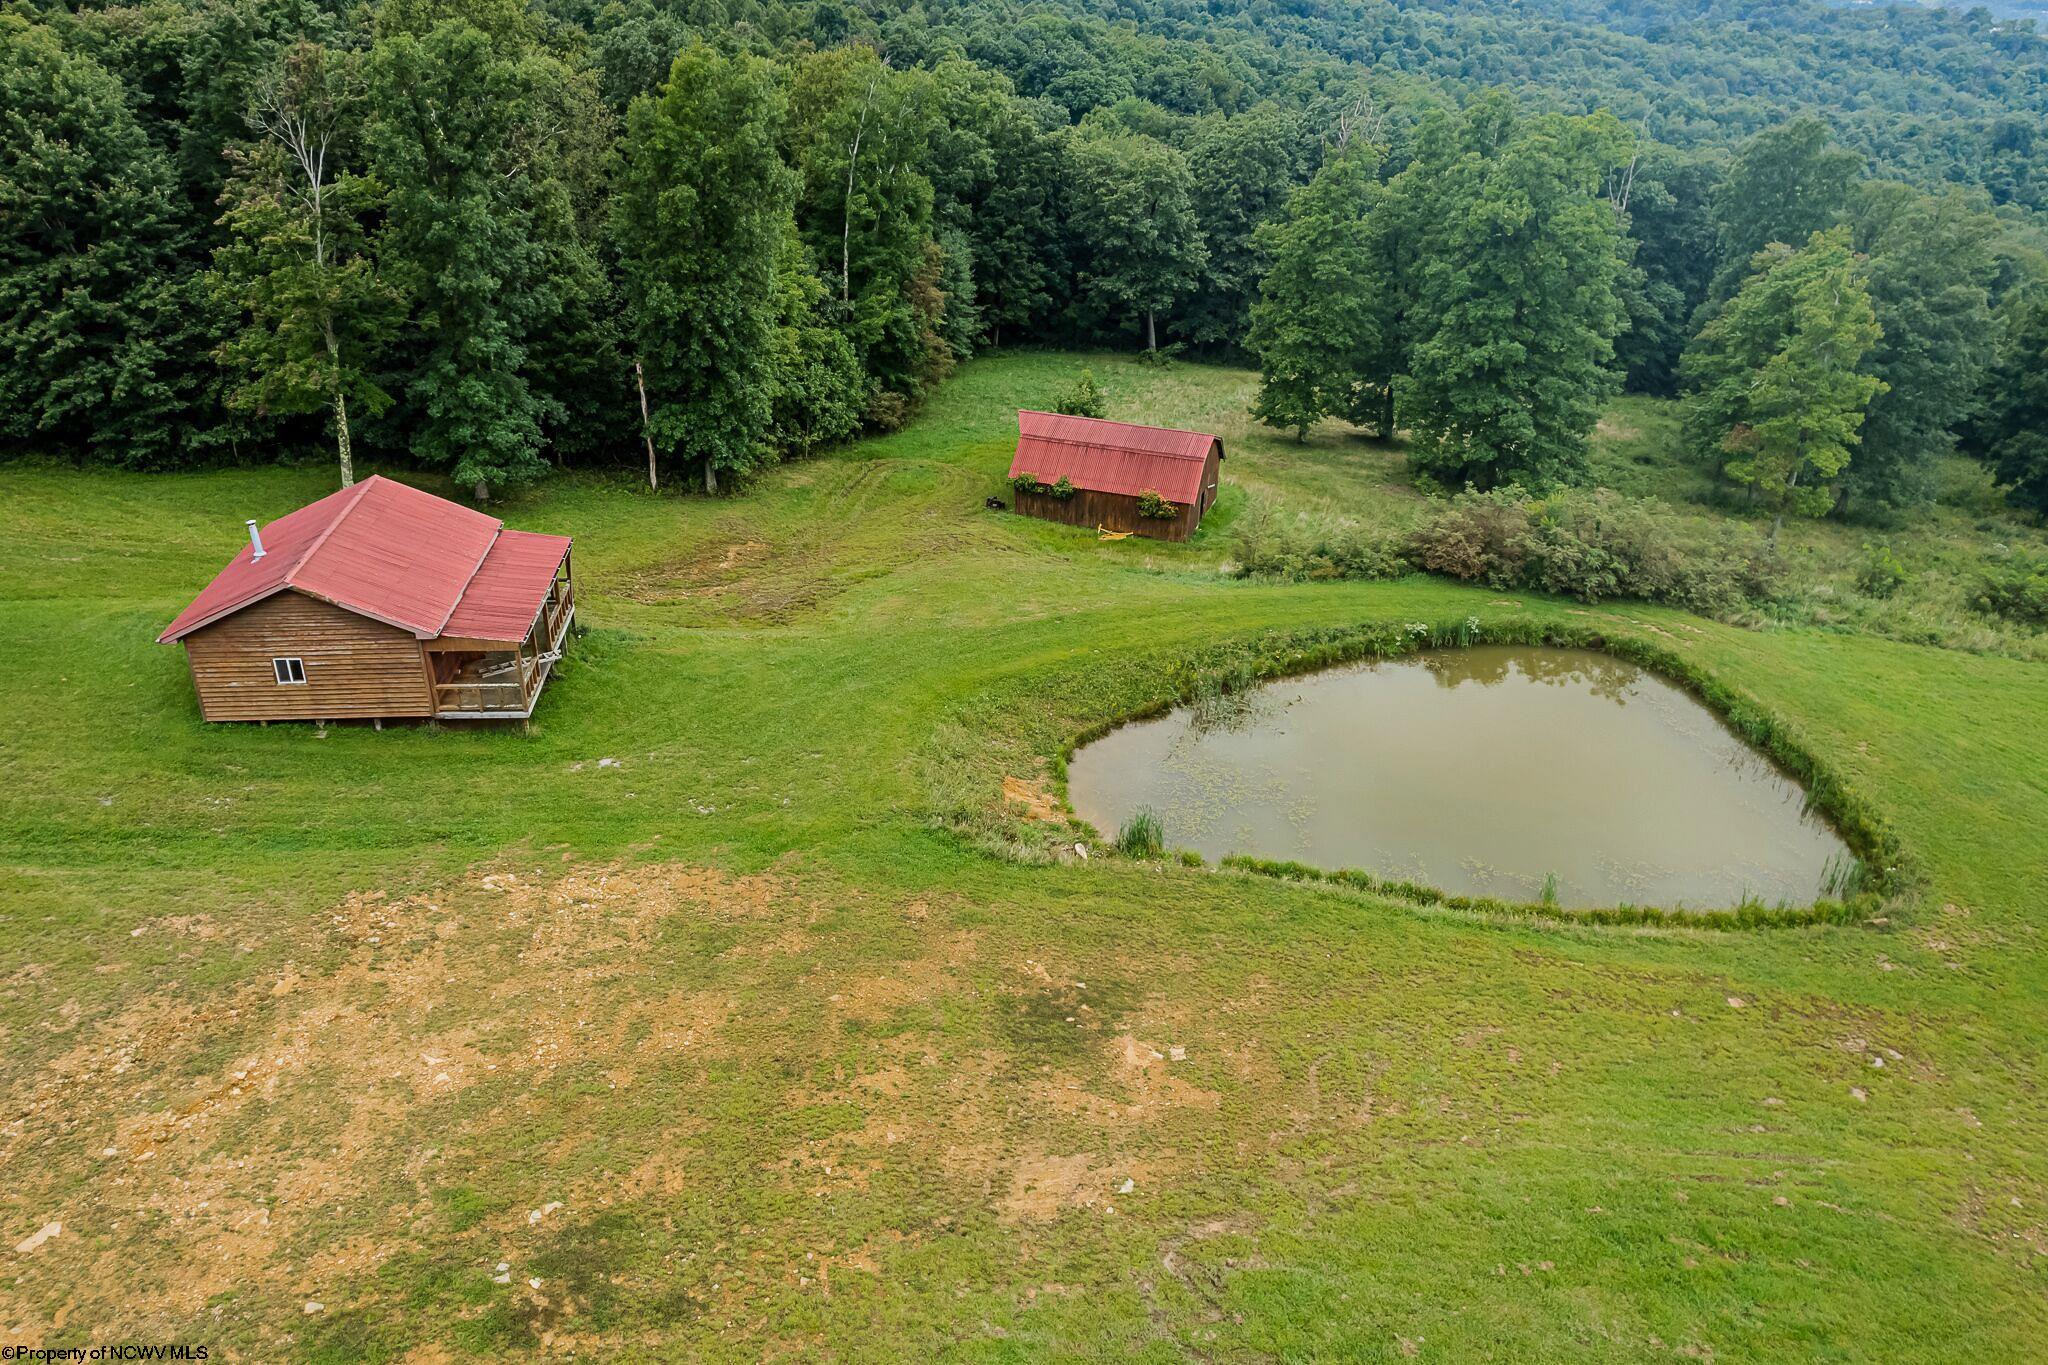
[1012,446,1219,542]
[181,590,433,721]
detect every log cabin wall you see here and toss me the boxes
[181,589,434,721]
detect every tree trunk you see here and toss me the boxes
[323,319,352,488]
[1145,309,1157,353]
[634,360,657,492]
[704,460,718,495]
[1381,381,1395,440]
[333,388,354,488]
[474,478,490,504]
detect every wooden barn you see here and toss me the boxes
[157,476,576,723]
[1007,411,1224,541]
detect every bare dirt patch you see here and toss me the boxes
[1001,776,1064,822]
[0,859,808,1349]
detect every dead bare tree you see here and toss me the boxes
[248,45,361,487]
[841,63,885,305]
[1334,90,1388,154]
[1604,116,1653,216]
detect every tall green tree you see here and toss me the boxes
[1611,146,1720,396]
[1246,141,1397,438]
[1843,182,2001,510]
[766,232,867,458]
[362,0,608,498]
[1706,116,1859,308]
[1400,99,1633,489]
[1683,227,1886,534]
[613,42,796,493]
[1063,125,1207,352]
[1972,286,2048,517]
[213,42,400,488]
[1182,105,1307,349]
[782,46,944,412]
[923,59,1064,348]
[0,14,200,467]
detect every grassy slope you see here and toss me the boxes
[1,352,2044,1361]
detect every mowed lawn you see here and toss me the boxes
[2,352,2045,1362]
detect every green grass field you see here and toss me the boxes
[2,352,2045,1361]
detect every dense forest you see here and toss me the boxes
[3,0,2046,518]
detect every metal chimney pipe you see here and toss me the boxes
[246,519,266,560]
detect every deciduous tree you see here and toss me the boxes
[1705,116,1859,308]
[0,14,199,467]
[1683,227,1886,534]
[613,42,796,493]
[1063,125,1206,352]
[213,42,400,489]
[1972,287,2048,517]
[1844,182,2001,510]
[1246,142,1396,438]
[1400,99,1633,489]
[362,0,607,498]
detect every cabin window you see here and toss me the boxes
[272,657,307,685]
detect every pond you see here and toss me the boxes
[1066,645,1855,910]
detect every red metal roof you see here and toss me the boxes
[158,476,568,645]
[440,529,570,642]
[1008,411,1221,505]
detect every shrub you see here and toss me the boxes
[1053,369,1107,419]
[1974,554,2048,625]
[1135,489,1177,519]
[1116,808,1164,857]
[1405,487,1529,587]
[1011,472,1077,500]
[862,389,910,432]
[1403,486,1783,615]
[1230,499,1408,581]
[1856,542,1910,599]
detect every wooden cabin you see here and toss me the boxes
[1006,411,1224,541]
[157,476,576,723]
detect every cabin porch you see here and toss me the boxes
[426,569,575,719]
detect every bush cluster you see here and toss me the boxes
[1052,370,1107,419]
[1407,487,1786,614]
[1232,488,1787,616]
[1135,489,1178,519]
[1856,542,1911,599]
[1973,554,2048,625]
[1012,472,1076,500]
[1229,501,1407,581]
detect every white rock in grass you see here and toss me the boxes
[14,1222,60,1254]
[302,1301,324,1316]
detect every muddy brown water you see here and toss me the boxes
[1066,645,1855,910]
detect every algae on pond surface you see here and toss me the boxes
[1066,645,1854,910]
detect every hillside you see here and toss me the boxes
[2,356,2045,1358]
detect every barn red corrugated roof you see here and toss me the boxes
[1008,411,1221,505]
[158,476,566,645]
[440,530,571,643]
